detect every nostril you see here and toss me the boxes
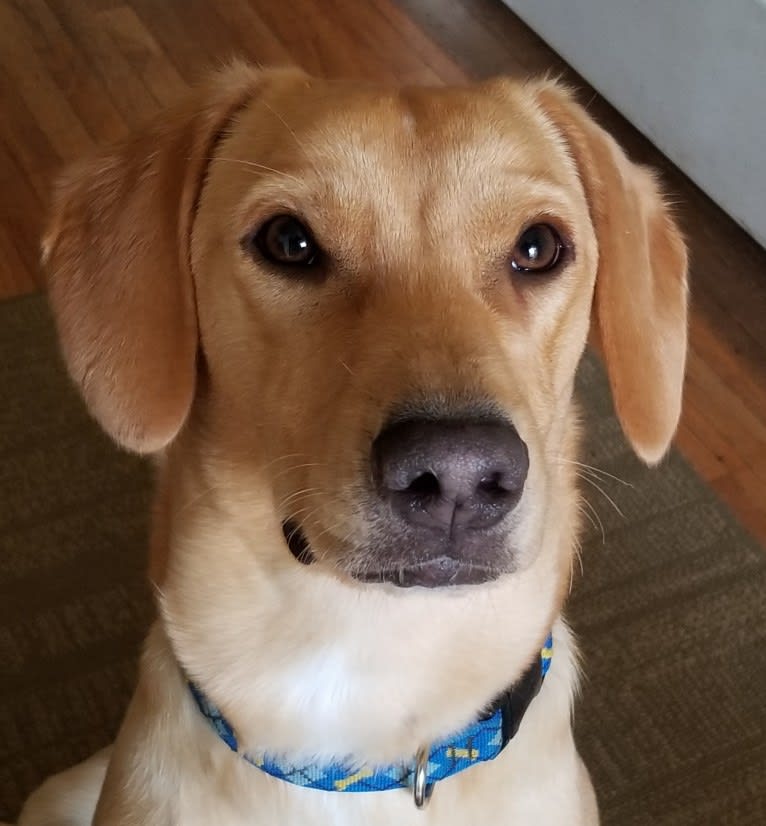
[406,471,441,498]
[478,471,513,498]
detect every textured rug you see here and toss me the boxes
[1,294,764,824]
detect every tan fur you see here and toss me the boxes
[18,64,687,825]
[534,84,689,465]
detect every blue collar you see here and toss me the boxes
[189,634,552,808]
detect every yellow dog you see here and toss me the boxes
[18,64,687,826]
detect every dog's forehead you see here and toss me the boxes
[247,79,571,182]
[217,79,585,264]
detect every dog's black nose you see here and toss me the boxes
[372,418,528,533]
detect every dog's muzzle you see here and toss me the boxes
[284,413,530,589]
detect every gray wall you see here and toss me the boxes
[505,0,766,248]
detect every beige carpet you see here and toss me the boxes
[1,294,764,823]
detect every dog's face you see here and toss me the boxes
[191,77,600,590]
[42,65,687,754]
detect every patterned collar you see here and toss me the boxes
[189,634,553,809]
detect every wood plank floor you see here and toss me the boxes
[1,0,765,547]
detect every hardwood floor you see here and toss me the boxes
[1,0,764,545]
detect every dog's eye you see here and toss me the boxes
[248,215,320,268]
[510,224,563,274]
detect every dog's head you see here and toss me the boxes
[42,64,687,752]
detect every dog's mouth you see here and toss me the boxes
[282,520,315,566]
[352,556,501,588]
[282,520,501,588]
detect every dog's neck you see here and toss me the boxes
[155,436,573,765]
[184,635,553,808]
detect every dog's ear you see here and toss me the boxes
[535,83,689,465]
[43,63,301,453]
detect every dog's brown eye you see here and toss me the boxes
[510,224,563,274]
[250,215,320,267]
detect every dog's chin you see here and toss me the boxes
[282,521,503,589]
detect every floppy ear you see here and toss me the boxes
[535,83,689,465]
[43,63,280,453]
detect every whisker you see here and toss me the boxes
[309,511,355,549]
[578,498,605,545]
[205,156,303,184]
[278,487,324,512]
[259,99,309,157]
[271,462,325,481]
[259,452,310,471]
[555,457,633,488]
[175,480,227,518]
[569,536,584,594]
[290,508,353,564]
[577,466,633,490]
[578,474,625,519]
[283,502,327,532]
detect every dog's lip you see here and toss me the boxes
[351,556,501,588]
[282,520,315,565]
[283,520,501,588]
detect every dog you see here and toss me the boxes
[16,63,687,825]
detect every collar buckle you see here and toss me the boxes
[413,744,434,809]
